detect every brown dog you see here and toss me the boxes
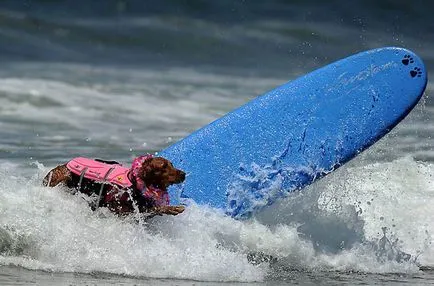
[43,156,186,217]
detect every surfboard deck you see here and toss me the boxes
[158,47,427,219]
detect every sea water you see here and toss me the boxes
[0,1,433,285]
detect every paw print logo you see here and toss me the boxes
[410,67,422,78]
[401,55,414,66]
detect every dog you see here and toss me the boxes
[43,155,186,217]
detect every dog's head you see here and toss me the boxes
[140,157,185,189]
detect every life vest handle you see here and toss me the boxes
[96,167,115,208]
[77,167,88,193]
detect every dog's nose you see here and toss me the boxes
[178,170,186,181]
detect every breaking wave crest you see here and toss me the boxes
[0,157,432,281]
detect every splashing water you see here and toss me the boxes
[0,156,432,282]
[226,140,335,219]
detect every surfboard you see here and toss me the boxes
[158,47,427,219]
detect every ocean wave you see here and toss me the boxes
[0,157,431,281]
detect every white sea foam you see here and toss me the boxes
[0,157,432,281]
[0,165,265,282]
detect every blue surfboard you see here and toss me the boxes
[158,47,427,219]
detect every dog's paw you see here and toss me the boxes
[167,205,185,215]
[152,205,185,216]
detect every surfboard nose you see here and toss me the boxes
[393,47,427,89]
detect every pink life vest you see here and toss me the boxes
[66,156,169,206]
[66,157,132,188]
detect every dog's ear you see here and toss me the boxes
[140,159,153,179]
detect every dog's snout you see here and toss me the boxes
[178,170,186,181]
